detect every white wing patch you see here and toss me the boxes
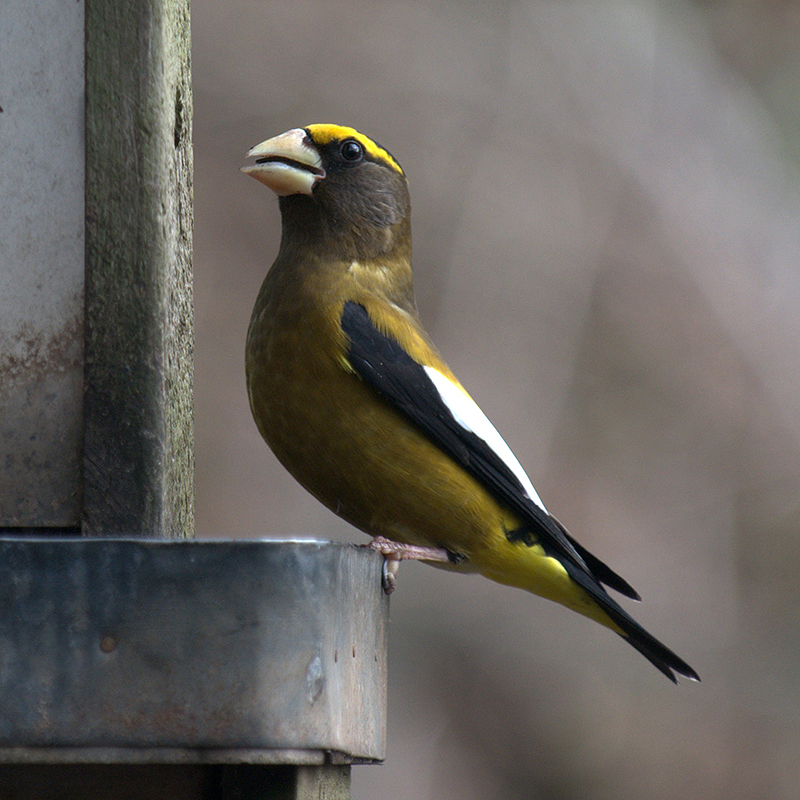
[423,366,548,513]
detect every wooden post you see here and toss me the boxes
[83,0,193,538]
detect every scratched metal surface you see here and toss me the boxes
[0,539,388,763]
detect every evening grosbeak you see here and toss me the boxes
[242,124,699,683]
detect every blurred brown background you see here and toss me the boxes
[192,2,800,798]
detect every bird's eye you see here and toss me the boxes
[341,140,363,162]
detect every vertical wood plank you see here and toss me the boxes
[295,766,351,800]
[83,0,193,537]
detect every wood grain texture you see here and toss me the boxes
[83,0,193,537]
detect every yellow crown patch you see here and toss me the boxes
[305,124,404,176]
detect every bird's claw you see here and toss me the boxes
[381,558,400,595]
[368,536,451,595]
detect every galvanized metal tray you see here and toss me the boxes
[0,539,388,764]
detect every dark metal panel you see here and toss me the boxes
[0,540,387,762]
[0,0,84,527]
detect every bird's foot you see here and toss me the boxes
[368,536,451,595]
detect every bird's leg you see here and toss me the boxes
[368,536,452,594]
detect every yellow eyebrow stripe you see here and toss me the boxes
[305,124,404,176]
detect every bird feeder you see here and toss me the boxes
[0,1,388,796]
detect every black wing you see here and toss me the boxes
[341,301,635,594]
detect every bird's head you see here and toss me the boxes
[242,124,411,260]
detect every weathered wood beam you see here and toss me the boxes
[83,0,193,537]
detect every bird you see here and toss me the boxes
[241,123,699,683]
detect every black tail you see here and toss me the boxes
[613,616,700,684]
[565,561,700,683]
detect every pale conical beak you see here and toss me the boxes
[241,128,325,196]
